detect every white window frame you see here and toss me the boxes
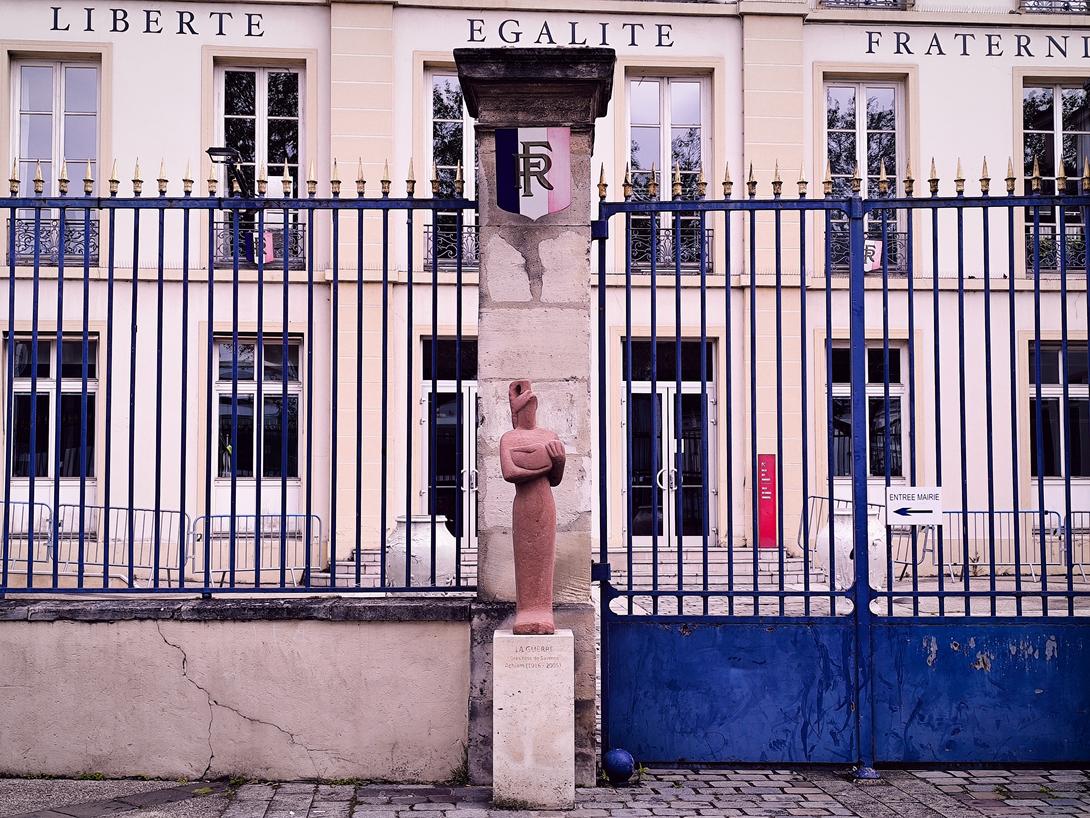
[1028,341,1090,480]
[214,65,304,193]
[823,79,904,201]
[213,337,303,483]
[425,68,477,201]
[830,344,907,482]
[9,336,99,482]
[626,73,711,200]
[10,59,100,196]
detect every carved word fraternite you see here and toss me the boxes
[499,380,566,635]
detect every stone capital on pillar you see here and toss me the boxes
[456,46,614,789]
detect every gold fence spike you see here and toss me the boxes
[746,163,757,198]
[647,163,659,199]
[454,160,464,198]
[672,162,682,198]
[9,159,19,196]
[723,163,733,199]
[598,164,608,202]
[306,160,317,197]
[132,159,143,196]
[58,160,70,195]
[381,159,391,197]
[903,158,915,198]
[157,159,168,195]
[256,164,267,197]
[34,159,44,195]
[109,160,120,196]
[797,166,808,198]
[980,157,990,195]
[1057,159,1068,195]
[1083,157,1090,193]
[406,158,416,198]
[182,161,194,196]
[850,162,861,195]
[822,162,833,198]
[1006,157,1017,195]
[622,163,634,200]
[330,158,341,197]
[954,158,965,196]
[281,162,293,197]
[207,161,218,196]
[771,161,783,197]
[696,166,707,200]
[356,158,366,197]
[878,159,888,196]
[1031,156,1042,193]
[928,158,939,197]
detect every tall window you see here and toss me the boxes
[427,70,477,269]
[830,346,904,479]
[11,61,99,264]
[10,338,97,479]
[825,81,904,274]
[216,66,303,268]
[628,75,709,271]
[215,339,300,479]
[1022,82,1090,272]
[1029,341,1089,478]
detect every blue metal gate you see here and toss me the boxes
[594,165,1090,769]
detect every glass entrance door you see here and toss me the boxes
[423,383,478,549]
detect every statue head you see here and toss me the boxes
[508,379,537,429]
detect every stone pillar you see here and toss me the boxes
[454,47,614,787]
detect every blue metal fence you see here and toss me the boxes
[595,165,1090,768]
[1,164,477,595]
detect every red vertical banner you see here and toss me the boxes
[757,454,777,550]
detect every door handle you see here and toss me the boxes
[655,468,667,490]
[469,468,479,492]
[669,467,678,491]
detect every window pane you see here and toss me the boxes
[19,114,52,160]
[224,71,256,116]
[13,340,51,379]
[218,395,255,478]
[267,72,299,118]
[1069,399,1090,477]
[267,119,299,166]
[263,395,298,478]
[867,348,901,384]
[670,81,700,126]
[218,342,255,381]
[671,127,701,174]
[868,396,902,478]
[1030,397,1061,477]
[630,126,660,172]
[224,117,256,164]
[20,66,53,113]
[63,115,96,162]
[867,132,896,177]
[59,393,95,477]
[622,340,713,383]
[13,393,50,478]
[63,66,97,113]
[630,79,660,126]
[1024,132,1055,180]
[432,75,463,121]
[832,396,852,477]
[422,338,479,381]
[831,348,850,384]
[61,339,98,379]
[866,87,896,132]
[1024,86,1055,131]
[826,86,856,131]
[433,122,462,169]
[1062,85,1090,133]
[1067,343,1089,385]
[827,131,856,177]
[263,342,299,382]
[1028,343,1060,385]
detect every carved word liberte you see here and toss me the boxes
[50,6,264,36]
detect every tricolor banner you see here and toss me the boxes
[495,127,571,220]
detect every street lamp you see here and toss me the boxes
[206,146,251,198]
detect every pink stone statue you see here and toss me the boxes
[499,380,566,635]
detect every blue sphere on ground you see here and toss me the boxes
[603,748,636,785]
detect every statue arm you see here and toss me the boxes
[546,438,566,487]
[500,439,552,484]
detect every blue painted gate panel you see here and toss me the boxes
[605,617,858,764]
[872,620,1090,763]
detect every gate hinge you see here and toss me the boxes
[591,219,609,241]
[591,561,612,582]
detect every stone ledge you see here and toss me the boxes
[0,595,475,624]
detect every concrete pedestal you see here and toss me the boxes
[492,629,575,809]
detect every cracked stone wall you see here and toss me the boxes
[0,618,470,781]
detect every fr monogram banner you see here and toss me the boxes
[495,127,571,220]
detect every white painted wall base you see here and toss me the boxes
[492,628,575,810]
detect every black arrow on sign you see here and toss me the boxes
[893,507,931,517]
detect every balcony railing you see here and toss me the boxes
[1025,224,1088,272]
[1020,0,1089,11]
[830,230,909,276]
[424,223,480,270]
[820,0,911,8]
[9,218,99,266]
[212,219,306,270]
[631,225,715,275]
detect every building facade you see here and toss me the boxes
[2,0,1087,588]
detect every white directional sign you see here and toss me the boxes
[885,486,943,526]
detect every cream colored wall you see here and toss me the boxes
[0,616,470,780]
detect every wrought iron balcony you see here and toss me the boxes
[212,219,305,271]
[9,218,99,266]
[820,0,912,8]
[829,230,909,276]
[1025,224,1088,272]
[424,224,480,270]
[631,226,715,275]
[1020,0,1089,11]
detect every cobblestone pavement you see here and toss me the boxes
[4,770,1089,818]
